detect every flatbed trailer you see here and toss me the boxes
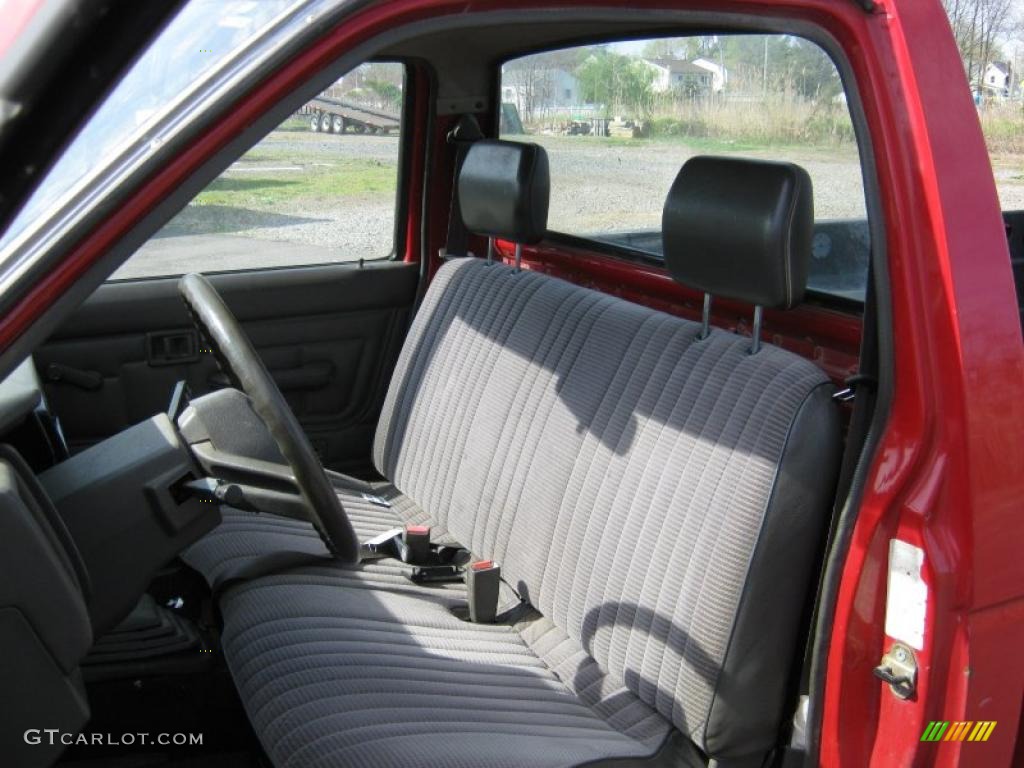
[299,96,400,134]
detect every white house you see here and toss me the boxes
[692,58,728,92]
[548,69,582,106]
[644,58,712,94]
[502,67,581,114]
[643,58,727,94]
[982,61,1011,96]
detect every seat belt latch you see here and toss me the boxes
[360,527,404,560]
[409,564,464,584]
[466,560,501,623]
[399,525,431,563]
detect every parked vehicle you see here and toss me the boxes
[300,96,401,134]
[0,1,1020,767]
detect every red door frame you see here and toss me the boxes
[0,1,1021,765]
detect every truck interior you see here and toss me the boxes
[1,2,1017,767]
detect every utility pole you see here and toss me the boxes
[718,37,726,100]
[763,37,769,95]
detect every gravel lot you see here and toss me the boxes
[538,134,869,232]
[991,160,1024,211]
[115,131,1024,279]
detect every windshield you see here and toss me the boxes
[0,0,299,253]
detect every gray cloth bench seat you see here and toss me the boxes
[202,144,843,767]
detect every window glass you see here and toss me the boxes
[0,0,300,255]
[110,62,404,280]
[500,36,870,302]
[947,3,1024,331]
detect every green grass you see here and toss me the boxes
[531,132,768,153]
[192,157,396,209]
[643,110,855,149]
[273,116,313,133]
[528,130,861,160]
[245,128,399,160]
[981,115,1024,155]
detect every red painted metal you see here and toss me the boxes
[401,63,430,263]
[797,3,1024,767]
[1,1,1022,765]
[0,0,464,348]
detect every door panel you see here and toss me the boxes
[35,261,418,474]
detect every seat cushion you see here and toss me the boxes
[182,479,437,589]
[220,575,687,768]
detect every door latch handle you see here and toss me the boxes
[45,363,103,391]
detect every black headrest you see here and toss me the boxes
[458,140,550,244]
[662,156,813,309]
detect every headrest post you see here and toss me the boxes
[699,293,712,340]
[514,243,522,272]
[486,238,494,264]
[750,305,763,355]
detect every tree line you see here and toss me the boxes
[504,36,842,121]
[504,6,1024,126]
[943,0,1019,94]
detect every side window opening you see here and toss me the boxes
[499,36,871,303]
[110,62,406,281]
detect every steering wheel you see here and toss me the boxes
[177,273,360,564]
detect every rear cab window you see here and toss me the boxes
[499,36,870,304]
[980,103,1024,333]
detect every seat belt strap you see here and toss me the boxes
[791,264,880,749]
[443,115,483,259]
[824,269,879,571]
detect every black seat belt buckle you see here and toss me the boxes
[466,560,500,623]
[398,524,431,564]
[408,564,464,584]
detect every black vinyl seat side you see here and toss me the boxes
[0,445,93,768]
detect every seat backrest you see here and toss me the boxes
[373,150,841,761]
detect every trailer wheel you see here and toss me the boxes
[319,113,332,132]
[309,113,320,132]
[332,115,344,133]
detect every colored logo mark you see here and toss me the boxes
[920,721,996,742]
